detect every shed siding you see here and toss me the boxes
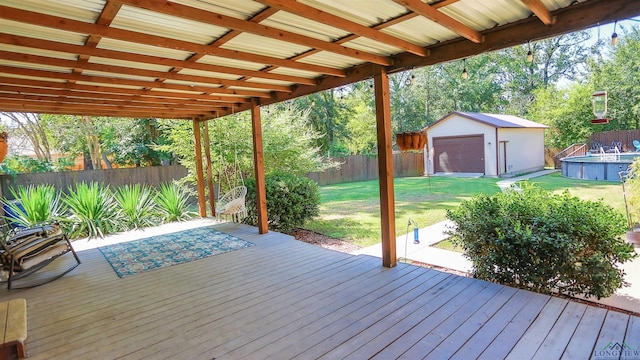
[498,128,546,175]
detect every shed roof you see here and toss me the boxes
[0,0,639,119]
[427,111,549,130]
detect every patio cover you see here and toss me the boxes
[1,0,640,267]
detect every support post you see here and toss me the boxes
[374,66,397,268]
[192,119,207,217]
[251,100,268,234]
[202,121,216,216]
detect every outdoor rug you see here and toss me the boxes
[98,227,254,277]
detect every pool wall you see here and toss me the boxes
[561,154,633,181]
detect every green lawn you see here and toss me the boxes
[521,172,626,214]
[303,172,628,248]
[303,176,501,247]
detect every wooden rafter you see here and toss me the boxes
[1,102,204,118]
[117,0,392,66]
[173,7,280,87]
[393,0,484,43]
[521,0,556,25]
[0,93,223,111]
[73,0,122,75]
[0,65,269,99]
[0,34,315,86]
[254,0,428,57]
[0,5,346,78]
[0,51,291,93]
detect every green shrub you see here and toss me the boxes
[62,182,121,239]
[244,172,319,233]
[155,182,196,223]
[3,184,65,227]
[446,183,637,299]
[114,184,158,230]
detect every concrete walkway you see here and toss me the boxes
[352,169,640,313]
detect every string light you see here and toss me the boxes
[461,59,468,79]
[526,41,533,63]
[612,20,619,46]
[405,74,416,86]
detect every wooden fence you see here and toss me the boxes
[0,153,425,199]
[588,130,640,152]
[307,152,424,185]
[0,164,188,200]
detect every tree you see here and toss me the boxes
[158,106,338,191]
[527,84,594,149]
[1,112,52,161]
[590,25,640,129]
[294,88,351,154]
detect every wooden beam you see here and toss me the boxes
[202,121,216,217]
[251,100,268,234]
[254,0,428,57]
[0,34,316,86]
[118,0,392,66]
[374,65,396,268]
[0,6,347,77]
[193,119,207,217]
[393,0,483,43]
[521,0,556,25]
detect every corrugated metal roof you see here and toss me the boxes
[0,0,636,119]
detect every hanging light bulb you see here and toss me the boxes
[526,41,533,63]
[404,74,416,86]
[461,59,468,79]
[612,21,619,46]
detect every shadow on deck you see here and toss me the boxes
[1,222,638,359]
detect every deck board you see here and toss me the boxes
[561,306,608,360]
[0,222,636,360]
[532,301,587,360]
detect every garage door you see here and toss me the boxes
[433,135,485,173]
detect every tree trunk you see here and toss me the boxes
[83,116,102,170]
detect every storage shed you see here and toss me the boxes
[424,112,548,177]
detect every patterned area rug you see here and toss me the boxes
[98,226,254,277]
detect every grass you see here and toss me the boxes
[303,176,501,247]
[303,172,628,248]
[520,172,625,214]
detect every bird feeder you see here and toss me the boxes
[591,90,609,124]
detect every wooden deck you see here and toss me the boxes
[0,222,638,359]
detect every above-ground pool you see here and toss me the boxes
[561,153,640,181]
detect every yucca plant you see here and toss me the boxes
[62,181,121,239]
[155,182,196,223]
[114,184,158,230]
[3,184,65,227]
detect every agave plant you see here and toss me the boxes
[155,182,196,223]
[3,184,65,227]
[62,181,121,239]
[114,183,158,230]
